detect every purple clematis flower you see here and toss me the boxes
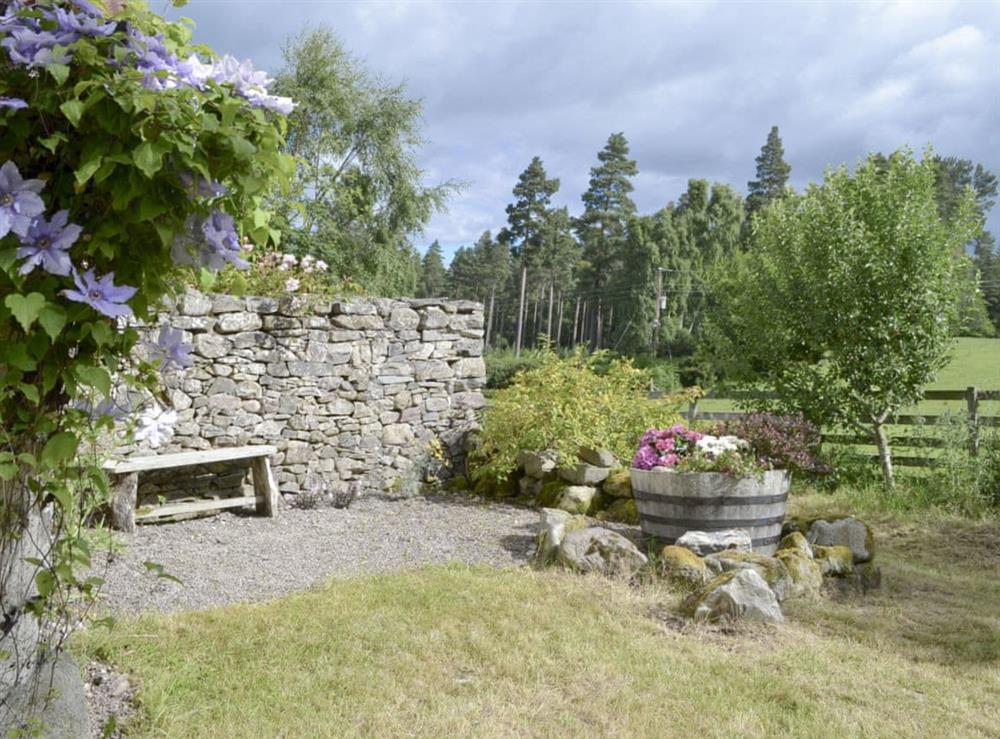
[15,210,81,276]
[62,268,137,319]
[178,171,227,200]
[0,97,27,110]
[172,210,248,271]
[0,160,45,239]
[148,323,193,372]
[1,26,74,68]
[54,7,115,36]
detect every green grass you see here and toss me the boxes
[76,497,1000,738]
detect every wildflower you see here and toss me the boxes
[285,277,300,292]
[147,323,193,373]
[0,160,45,239]
[62,268,137,319]
[134,403,178,448]
[15,210,81,276]
[315,259,329,272]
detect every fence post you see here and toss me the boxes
[967,386,979,457]
[687,398,699,423]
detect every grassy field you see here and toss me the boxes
[76,494,1000,738]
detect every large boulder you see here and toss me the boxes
[813,545,854,575]
[705,551,793,602]
[557,527,648,579]
[601,467,633,498]
[537,481,568,508]
[683,569,784,624]
[577,447,618,468]
[556,485,598,515]
[807,517,875,563]
[533,508,587,565]
[518,450,558,479]
[595,498,639,525]
[774,550,823,599]
[558,462,611,486]
[658,545,710,587]
[675,529,752,557]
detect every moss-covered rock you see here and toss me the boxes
[601,467,633,498]
[595,498,639,525]
[682,569,784,623]
[556,485,597,515]
[824,562,882,595]
[778,531,813,559]
[705,551,792,602]
[537,481,568,508]
[813,545,854,575]
[533,509,588,566]
[557,527,648,579]
[781,516,813,538]
[658,545,710,587]
[775,550,823,599]
[807,517,875,563]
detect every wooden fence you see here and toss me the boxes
[677,387,1000,469]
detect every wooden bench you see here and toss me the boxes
[104,445,279,532]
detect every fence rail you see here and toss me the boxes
[678,386,1000,469]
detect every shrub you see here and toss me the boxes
[718,413,829,476]
[630,354,680,392]
[471,349,688,485]
[484,347,549,389]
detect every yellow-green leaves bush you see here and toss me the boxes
[470,350,686,486]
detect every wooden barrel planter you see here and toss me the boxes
[629,468,790,555]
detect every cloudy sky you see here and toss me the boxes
[171,0,1000,262]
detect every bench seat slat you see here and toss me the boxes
[104,445,277,474]
[135,495,259,520]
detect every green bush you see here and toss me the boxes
[471,349,687,485]
[631,354,680,392]
[484,348,549,389]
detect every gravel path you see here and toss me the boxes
[95,494,541,615]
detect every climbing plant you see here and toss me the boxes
[0,0,292,717]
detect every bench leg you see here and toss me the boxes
[110,472,137,533]
[251,457,279,517]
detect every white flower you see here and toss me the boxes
[281,253,297,266]
[285,277,300,292]
[301,254,315,266]
[241,239,254,253]
[134,404,178,448]
[277,262,291,272]
[316,259,329,272]
[695,434,749,457]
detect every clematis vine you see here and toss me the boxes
[134,403,178,448]
[0,96,27,109]
[15,209,81,276]
[62,268,138,319]
[172,209,249,271]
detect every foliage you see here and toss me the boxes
[745,124,791,219]
[718,413,828,476]
[703,148,979,488]
[471,349,686,484]
[270,26,455,295]
[207,249,358,298]
[924,414,1000,515]
[416,240,448,298]
[631,354,680,392]
[0,0,291,683]
[483,347,549,389]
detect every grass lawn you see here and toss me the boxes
[76,494,1000,738]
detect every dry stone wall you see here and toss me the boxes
[139,291,486,503]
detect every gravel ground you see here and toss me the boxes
[94,493,542,616]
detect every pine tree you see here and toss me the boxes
[417,240,448,298]
[500,157,560,354]
[575,132,638,349]
[612,216,659,355]
[746,125,791,219]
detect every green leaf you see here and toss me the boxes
[75,154,103,186]
[49,484,72,512]
[35,569,56,599]
[89,321,113,347]
[0,464,16,481]
[74,365,111,397]
[2,344,36,372]
[5,293,46,333]
[18,383,39,405]
[38,304,67,341]
[47,62,70,85]
[40,432,79,468]
[39,132,68,153]
[228,135,256,158]
[60,99,85,127]
[252,208,270,228]
[133,141,164,178]
[198,268,217,292]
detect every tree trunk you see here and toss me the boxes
[572,297,581,347]
[595,296,604,350]
[556,291,564,347]
[546,282,554,343]
[485,287,496,349]
[873,420,894,490]
[531,297,539,347]
[515,265,527,357]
